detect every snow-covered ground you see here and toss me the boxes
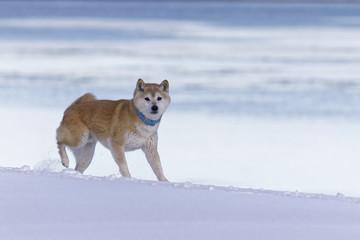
[2,107,360,197]
[1,166,360,240]
[1,2,360,237]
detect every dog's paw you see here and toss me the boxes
[61,160,69,168]
[159,177,169,182]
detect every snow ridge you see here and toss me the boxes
[1,165,358,203]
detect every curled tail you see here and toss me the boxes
[69,93,96,107]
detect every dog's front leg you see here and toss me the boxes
[142,135,168,182]
[109,141,131,178]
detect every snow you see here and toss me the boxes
[1,166,360,240]
[1,1,360,238]
[2,107,360,197]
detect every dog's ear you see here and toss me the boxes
[160,80,169,93]
[137,78,145,92]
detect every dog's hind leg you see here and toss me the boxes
[73,141,97,174]
[56,120,91,170]
[58,143,70,168]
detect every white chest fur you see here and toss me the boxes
[124,124,159,152]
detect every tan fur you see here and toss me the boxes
[56,79,170,181]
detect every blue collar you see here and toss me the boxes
[135,108,162,126]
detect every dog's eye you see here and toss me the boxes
[145,97,150,101]
[157,97,162,101]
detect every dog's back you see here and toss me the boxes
[69,93,96,108]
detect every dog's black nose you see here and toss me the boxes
[152,105,158,112]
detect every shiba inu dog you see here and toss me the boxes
[56,79,170,181]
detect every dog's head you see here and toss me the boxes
[133,78,171,121]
